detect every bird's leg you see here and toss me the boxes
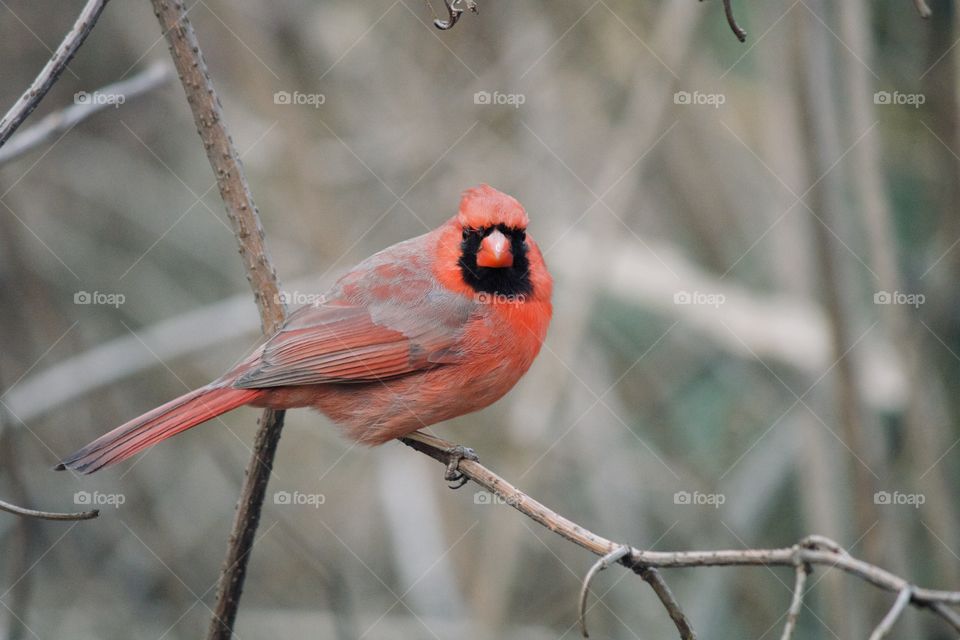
[444,444,479,489]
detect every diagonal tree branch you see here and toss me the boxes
[401,432,960,637]
[146,2,287,638]
[0,62,171,166]
[0,0,110,148]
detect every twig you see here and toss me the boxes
[929,602,960,630]
[425,0,478,30]
[699,0,746,42]
[146,2,287,639]
[400,432,960,637]
[0,0,110,148]
[631,565,697,639]
[0,497,98,521]
[579,545,631,637]
[799,534,846,555]
[721,0,747,42]
[869,586,913,640]
[0,63,171,165]
[779,562,809,639]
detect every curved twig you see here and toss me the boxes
[0,0,110,148]
[579,545,630,637]
[0,62,171,165]
[0,497,98,521]
[401,432,960,637]
[798,534,846,555]
[425,0,478,30]
[722,0,747,42]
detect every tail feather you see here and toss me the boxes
[58,385,263,474]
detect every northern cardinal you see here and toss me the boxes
[58,185,553,474]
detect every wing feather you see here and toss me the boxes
[234,237,476,388]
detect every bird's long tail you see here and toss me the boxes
[57,385,263,474]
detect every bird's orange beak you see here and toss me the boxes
[476,229,514,268]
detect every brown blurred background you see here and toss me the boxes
[1,0,959,638]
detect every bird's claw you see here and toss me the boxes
[443,445,478,489]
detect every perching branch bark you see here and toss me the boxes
[0,497,98,521]
[146,2,288,639]
[401,432,960,638]
[0,0,110,148]
[0,62,171,166]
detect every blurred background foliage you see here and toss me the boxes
[1,0,959,638]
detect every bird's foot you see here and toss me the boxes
[443,445,479,489]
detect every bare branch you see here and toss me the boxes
[0,497,98,521]
[146,1,287,638]
[779,563,809,640]
[869,586,913,640]
[0,63,171,166]
[579,545,631,637]
[928,602,960,633]
[699,0,746,42]
[721,0,747,42]
[0,0,110,148]
[631,566,697,640]
[401,431,960,637]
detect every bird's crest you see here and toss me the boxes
[457,184,529,230]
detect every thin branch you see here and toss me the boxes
[699,0,746,43]
[0,0,110,148]
[929,602,960,631]
[631,565,697,640]
[401,432,960,637]
[721,0,747,42]
[0,62,171,166]
[579,545,631,637]
[779,562,809,639]
[146,2,287,639]
[869,586,913,640]
[0,497,98,521]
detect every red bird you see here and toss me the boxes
[58,185,553,474]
